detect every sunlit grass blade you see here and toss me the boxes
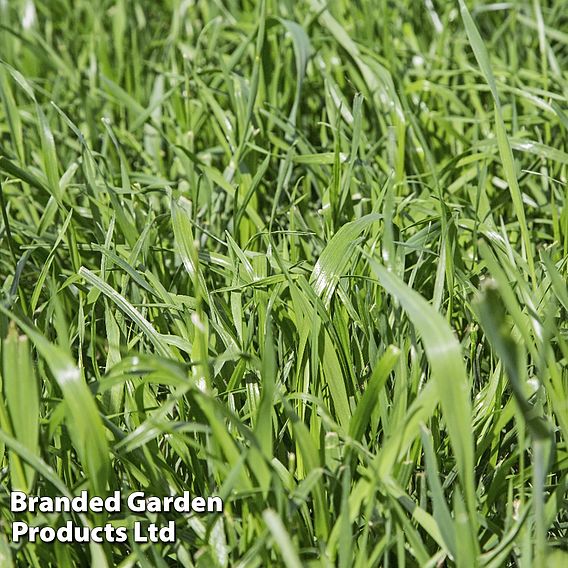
[367,258,478,545]
[1,323,39,492]
[0,307,110,496]
[0,1,566,564]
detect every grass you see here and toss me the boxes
[0,0,567,566]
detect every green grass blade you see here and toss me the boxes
[367,258,477,541]
[0,307,110,496]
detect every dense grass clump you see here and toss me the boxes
[1,0,567,566]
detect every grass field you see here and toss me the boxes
[1,0,567,566]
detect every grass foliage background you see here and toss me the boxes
[1,0,567,566]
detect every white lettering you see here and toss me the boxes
[105,491,121,512]
[133,521,148,542]
[90,497,103,513]
[12,521,28,542]
[192,497,205,512]
[90,526,103,543]
[39,527,55,542]
[208,496,223,512]
[115,526,128,542]
[10,492,28,512]
[159,521,175,542]
[127,492,146,513]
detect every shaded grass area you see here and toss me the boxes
[0,0,567,565]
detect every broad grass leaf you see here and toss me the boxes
[0,428,108,567]
[0,308,110,496]
[276,18,311,127]
[0,155,50,194]
[2,324,39,492]
[263,509,303,568]
[349,345,399,442]
[367,259,477,523]
[0,68,24,163]
[311,213,382,305]
[36,103,60,201]
[473,280,551,441]
[171,196,209,300]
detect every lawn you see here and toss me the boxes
[0,0,567,566]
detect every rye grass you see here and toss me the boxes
[0,0,567,566]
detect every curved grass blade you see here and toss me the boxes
[367,258,477,544]
[79,267,175,359]
[311,213,382,305]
